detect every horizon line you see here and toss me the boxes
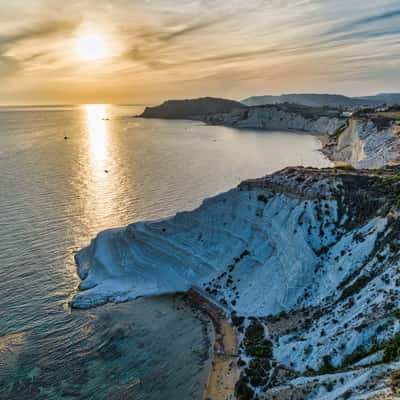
[0,103,150,108]
[0,91,399,108]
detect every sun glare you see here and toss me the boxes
[76,33,108,61]
[86,104,108,162]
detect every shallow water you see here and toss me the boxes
[0,104,330,399]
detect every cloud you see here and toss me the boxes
[0,19,77,79]
[121,17,227,70]
[158,18,225,42]
[0,20,76,52]
[356,9,400,25]
[0,55,20,75]
[322,6,400,41]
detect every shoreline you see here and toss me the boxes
[187,288,239,400]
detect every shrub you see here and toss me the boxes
[325,381,335,392]
[319,355,335,374]
[341,345,377,368]
[239,249,250,259]
[246,358,269,387]
[232,314,245,327]
[266,310,288,323]
[342,390,353,399]
[235,378,254,400]
[237,358,246,367]
[244,320,273,359]
[257,194,269,203]
[339,275,370,301]
[384,335,400,362]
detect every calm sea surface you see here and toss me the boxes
[0,105,330,399]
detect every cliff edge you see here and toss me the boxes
[139,97,245,120]
[72,166,400,399]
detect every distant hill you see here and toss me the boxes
[357,93,400,106]
[241,93,376,108]
[139,97,245,119]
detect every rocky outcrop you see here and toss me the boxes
[139,98,346,135]
[204,105,345,135]
[323,118,400,169]
[139,97,245,119]
[73,166,400,399]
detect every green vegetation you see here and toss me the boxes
[244,320,272,358]
[231,313,245,327]
[383,335,400,362]
[339,190,382,231]
[238,319,274,397]
[277,102,341,119]
[339,275,371,301]
[333,170,400,236]
[245,358,270,386]
[266,310,288,323]
[367,217,400,266]
[318,355,335,374]
[374,174,400,196]
[342,389,353,399]
[341,345,379,368]
[353,108,376,117]
[235,378,254,400]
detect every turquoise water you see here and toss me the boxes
[0,105,330,399]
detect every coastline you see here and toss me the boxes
[187,288,239,400]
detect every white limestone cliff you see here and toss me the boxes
[323,118,400,169]
[72,166,400,398]
[204,106,345,135]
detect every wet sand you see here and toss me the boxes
[187,288,239,400]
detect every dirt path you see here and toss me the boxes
[187,288,239,400]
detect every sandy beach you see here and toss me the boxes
[187,288,239,400]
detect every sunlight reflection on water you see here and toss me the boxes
[86,104,108,170]
[0,105,331,399]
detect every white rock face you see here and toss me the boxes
[206,107,400,170]
[73,167,400,398]
[73,186,322,312]
[324,118,400,168]
[204,106,345,135]
[72,168,337,311]
[264,361,400,400]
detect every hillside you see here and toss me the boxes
[139,97,245,119]
[72,166,400,399]
[358,93,400,106]
[241,94,376,108]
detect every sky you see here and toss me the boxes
[0,0,400,105]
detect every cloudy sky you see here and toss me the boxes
[1,0,400,105]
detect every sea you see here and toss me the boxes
[0,104,330,399]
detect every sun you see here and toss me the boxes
[76,33,108,61]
